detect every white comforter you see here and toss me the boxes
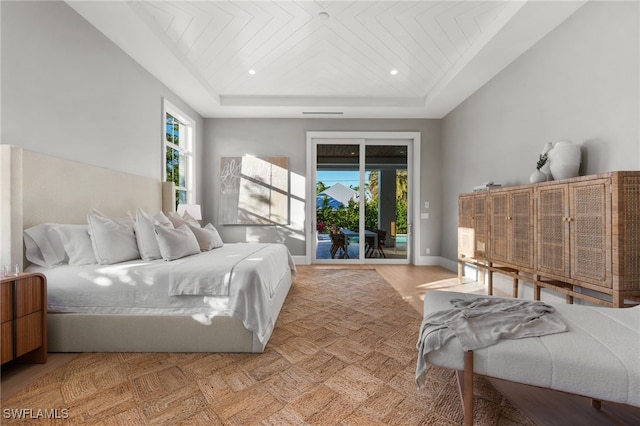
[28,243,296,344]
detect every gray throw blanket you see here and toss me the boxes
[416,297,567,389]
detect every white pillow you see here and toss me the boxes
[134,209,162,261]
[154,224,200,261]
[168,211,200,228]
[53,225,97,265]
[182,211,201,226]
[87,209,140,265]
[188,223,224,251]
[24,223,67,267]
[153,211,173,228]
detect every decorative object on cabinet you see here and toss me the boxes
[458,171,640,308]
[529,153,548,183]
[472,181,501,192]
[539,142,554,180]
[547,141,581,180]
[1,272,47,365]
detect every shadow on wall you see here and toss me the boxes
[580,138,606,174]
[244,226,306,254]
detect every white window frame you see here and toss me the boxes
[162,99,196,206]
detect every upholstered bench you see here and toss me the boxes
[417,291,640,426]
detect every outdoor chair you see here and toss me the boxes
[374,229,387,258]
[330,232,348,258]
[364,232,376,258]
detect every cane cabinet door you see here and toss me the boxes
[458,193,488,259]
[569,178,611,288]
[490,188,534,270]
[536,184,569,277]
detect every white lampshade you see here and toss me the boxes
[177,204,202,220]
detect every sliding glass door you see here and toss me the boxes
[312,138,410,263]
[364,144,408,261]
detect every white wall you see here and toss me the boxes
[440,0,640,262]
[1,1,204,195]
[203,118,441,257]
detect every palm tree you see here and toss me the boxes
[316,181,328,194]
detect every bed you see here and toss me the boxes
[7,147,296,353]
[417,290,640,425]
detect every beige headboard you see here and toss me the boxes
[0,146,174,269]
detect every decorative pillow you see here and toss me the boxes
[182,211,201,226]
[154,224,201,261]
[23,223,67,267]
[87,208,140,265]
[153,211,173,228]
[168,211,200,228]
[53,225,97,265]
[188,223,224,251]
[134,208,163,261]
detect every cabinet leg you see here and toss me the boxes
[487,271,493,295]
[534,285,541,301]
[512,277,519,298]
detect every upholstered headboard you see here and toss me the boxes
[0,146,173,269]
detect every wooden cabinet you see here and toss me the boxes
[1,273,47,364]
[458,171,640,307]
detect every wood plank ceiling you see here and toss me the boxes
[138,0,508,98]
[67,1,586,118]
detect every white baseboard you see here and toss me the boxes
[414,255,459,272]
[292,255,308,265]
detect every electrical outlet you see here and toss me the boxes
[426,248,431,255]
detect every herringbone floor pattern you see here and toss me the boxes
[1,268,535,425]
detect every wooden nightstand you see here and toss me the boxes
[1,272,47,364]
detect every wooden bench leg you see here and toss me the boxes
[463,351,474,426]
[456,351,474,426]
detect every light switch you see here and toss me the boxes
[424,201,430,209]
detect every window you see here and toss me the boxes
[163,99,195,207]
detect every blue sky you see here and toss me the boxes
[317,170,369,188]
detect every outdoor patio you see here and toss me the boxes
[315,233,407,260]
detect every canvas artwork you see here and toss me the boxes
[219,156,289,225]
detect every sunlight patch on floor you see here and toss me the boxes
[414,277,487,305]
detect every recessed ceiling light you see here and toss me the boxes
[248,69,256,75]
[390,69,398,75]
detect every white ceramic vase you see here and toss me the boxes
[548,141,581,180]
[529,169,547,183]
[539,142,553,180]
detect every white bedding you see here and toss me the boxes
[28,243,296,345]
